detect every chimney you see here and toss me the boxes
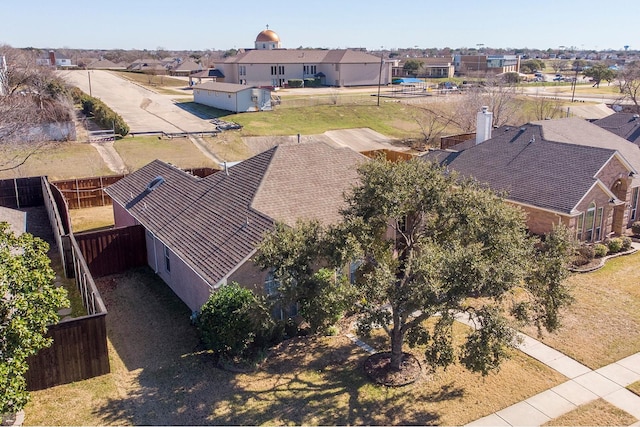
[476,106,493,145]
[48,50,56,67]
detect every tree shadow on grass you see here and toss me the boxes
[94,336,452,426]
[93,268,460,425]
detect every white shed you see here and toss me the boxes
[193,82,272,113]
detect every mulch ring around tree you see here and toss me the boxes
[364,352,422,386]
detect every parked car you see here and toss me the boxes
[553,74,564,81]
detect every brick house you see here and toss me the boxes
[422,117,639,241]
[105,142,366,312]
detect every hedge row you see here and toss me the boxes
[70,87,130,137]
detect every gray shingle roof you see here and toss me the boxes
[422,124,620,214]
[532,117,640,173]
[106,142,365,286]
[593,112,640,146]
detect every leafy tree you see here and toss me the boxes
[256,221,356,334]
[521,59,545,74]
[337,159,572,375]
[1,223,69,414]
[197,282,274,359]
[583,63,616,88]
[403,59,423,76]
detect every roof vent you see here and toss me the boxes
[146,176,165,192]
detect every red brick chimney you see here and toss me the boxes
[48,50,56,66]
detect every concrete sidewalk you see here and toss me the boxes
[467,337,640,426]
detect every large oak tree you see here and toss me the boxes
[259,157,573,375]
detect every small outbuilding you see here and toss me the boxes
[193,82,272,112]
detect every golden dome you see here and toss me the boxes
[256,29,280,43]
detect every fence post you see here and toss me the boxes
[100,176,105,206]
[14,178,20,208]
[75,178,81,209]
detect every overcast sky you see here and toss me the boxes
[2,0,637,51]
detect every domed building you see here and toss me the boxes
[215,28,392,89]
[255,27,281,50]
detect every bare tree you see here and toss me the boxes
[0,45,74,171]
[617,61,640,113]
[530,88,563,120]
[444,78,521,133]
[551,60,568,74]
[410,104,461,150]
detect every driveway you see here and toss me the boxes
[59,70,218,134]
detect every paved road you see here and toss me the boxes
[59,70,218,134]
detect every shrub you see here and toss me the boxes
[71,88,130,136]
[593,243,608,258]
[304,78,320,87]
[632,221,640,236]
[577,244,595,260]
[197,283,274,359]
[621,236,633,251]
[287,79,304,88]
[607,237,623,254]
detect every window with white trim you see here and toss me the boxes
[584,202,596,242]
[594,206,604,242]
[631,187,639,221]
[576,212,584,241]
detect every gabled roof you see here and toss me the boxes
[422,124,623,214]
[593,112,640,146]
[224,49,382,65]
[532,117,640,172]
[172,59,202,72]
[105,142,365,287]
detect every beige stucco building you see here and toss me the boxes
[219,28,392,88]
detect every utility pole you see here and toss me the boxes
[377,48,384,107]
[87,71,92,97]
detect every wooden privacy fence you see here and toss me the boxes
[52,168,218,209]
[361,149,416,163]
[21,177,111,390]
[52,175,124,210]
[25,313,109,391]
[0,176,43,208]
[75,225,147,278]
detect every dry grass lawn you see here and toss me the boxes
[543,398,637,426]
[199,132,253,163]
[25,267,565,426]
[0,142,112,181]
[521,252,640,369]
[68,205,115,233]
[629,380,640,396]
[114,136,217,171]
